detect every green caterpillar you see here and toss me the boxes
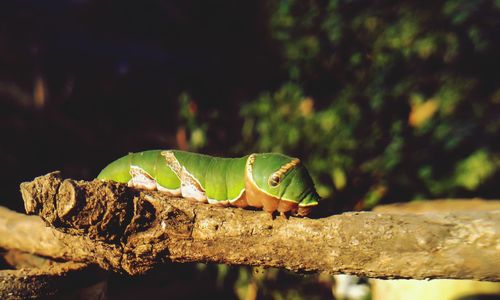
[97,150,320,217]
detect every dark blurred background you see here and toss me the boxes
[0,0,284,212]
[0,0,499,298]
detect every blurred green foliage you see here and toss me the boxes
[178,92,208,151]
[239,0,499,209]
[190,264,340,300]
[176,2,499,296]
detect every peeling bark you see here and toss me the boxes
[17,172,500,281]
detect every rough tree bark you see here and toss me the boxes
[18,172,500,281]
[0,248,106,300]
[0,207,108,299]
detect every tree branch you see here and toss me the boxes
[18,172,500,281]
[0,207,108,299]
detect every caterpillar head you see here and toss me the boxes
[248,153,320,216]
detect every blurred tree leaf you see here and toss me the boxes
[454,150,496,190]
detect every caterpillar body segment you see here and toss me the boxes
[97,150,320,216]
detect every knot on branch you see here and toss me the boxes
[21,171,63,225]
[20,172,158,244]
